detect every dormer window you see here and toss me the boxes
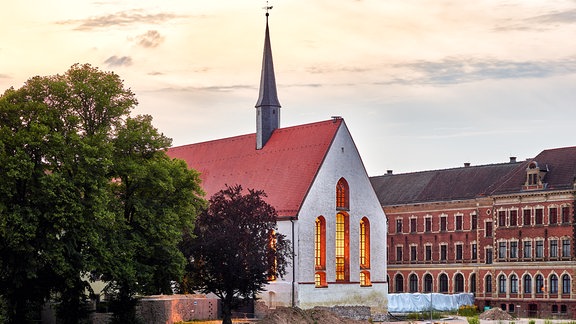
[523,161,547,190]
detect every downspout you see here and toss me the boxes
[290,217,296,307]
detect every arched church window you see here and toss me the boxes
[336,178,349,210]
[335,212,349,282]
[360,217,370,269]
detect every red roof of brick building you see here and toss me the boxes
[167,119,343,217]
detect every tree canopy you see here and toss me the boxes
[181,184,291,324]
[0,64,205,323]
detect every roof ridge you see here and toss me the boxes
[373,161,522,178]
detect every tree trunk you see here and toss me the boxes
[221,301,233,324]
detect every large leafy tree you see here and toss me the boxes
[181,184,291,324]
[0,64,205,323]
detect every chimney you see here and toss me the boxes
[464,162,471,167]
[510,156,517,163]
[386,170,393,175]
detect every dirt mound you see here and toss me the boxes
[258,307,366,324]
[479,307,514,320]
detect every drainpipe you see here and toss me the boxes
[290,217,296,307]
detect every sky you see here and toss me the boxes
[2,0,576,176]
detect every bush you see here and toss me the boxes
[467,316,480,324]
[459,305,479,317]
[528,320,536,324]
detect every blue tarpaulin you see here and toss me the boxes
[388,293,474,313]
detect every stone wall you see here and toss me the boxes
[137,294,218,323]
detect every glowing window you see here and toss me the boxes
[359,217,370,269]
[360,271,371,287]
[315,271,327,288]
[335,212,349,281]
[336,178,349,210]
[315,216,326,270]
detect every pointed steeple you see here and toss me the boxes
[255,10,281,150]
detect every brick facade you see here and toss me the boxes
[372,146,576,319]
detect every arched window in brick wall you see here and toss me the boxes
[424,274,433,292]
[409,273,418,292]
[535,274,544,294]
[562,274,571,294]
[498,274,507,293]
[454,273,464,293]
[395,274,404,292]
[510,274,518,293]
[550,274,559,294]
[485,274,492,293]
[524,274,532,294]
[470,273,477,293]
[439,273,448,293]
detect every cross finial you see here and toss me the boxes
[263,1,273,16]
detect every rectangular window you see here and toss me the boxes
[471,213,478,230]
[510,241,518,259]
[536,240,544,258]
[523,209,532,226]
[535,208,543,225]
[562,206,570,223]
[523,241,532,259]
[456,244,463,260]
[425,217,432,232]
[498,210,506,227]
[455,215,463,231]
[486,221,493,237]
[550,207,558,224]
[410,218,417,233]
[440,216,447,232]
[396,219,403,233]
[396,246,403,262]
[550,239,558,258]
[472,243,477,260]
[498,242,507,259]
[562,239,570,257]
[486,248,493,264]
[440,244,447,261]
[425,245,432,261]
[510,210,518,226]
[410,246,417,261]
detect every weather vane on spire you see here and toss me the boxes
[263,1,273,16]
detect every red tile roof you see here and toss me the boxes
[167,119,343,218]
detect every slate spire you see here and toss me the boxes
[255,10,281,150]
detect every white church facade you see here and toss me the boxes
[167,12,388,313]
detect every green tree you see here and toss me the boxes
[181,184,291,324]
[0,64,205,323]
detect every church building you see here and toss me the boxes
[167,13,388,312]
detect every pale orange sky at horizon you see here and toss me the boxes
[2,0,576,175]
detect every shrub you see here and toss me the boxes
[467,316,480,324]
[528,320,535,324]
[459,305,479,317]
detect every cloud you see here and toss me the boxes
[104,55,133,67]
[135,30,164,48]
[57,9,186,30]
[382,56,576,85]
[495,8,576,31]
[154,85,255,93]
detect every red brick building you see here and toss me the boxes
[370,146,576,318]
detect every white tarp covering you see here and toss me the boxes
[388,293,474,313]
